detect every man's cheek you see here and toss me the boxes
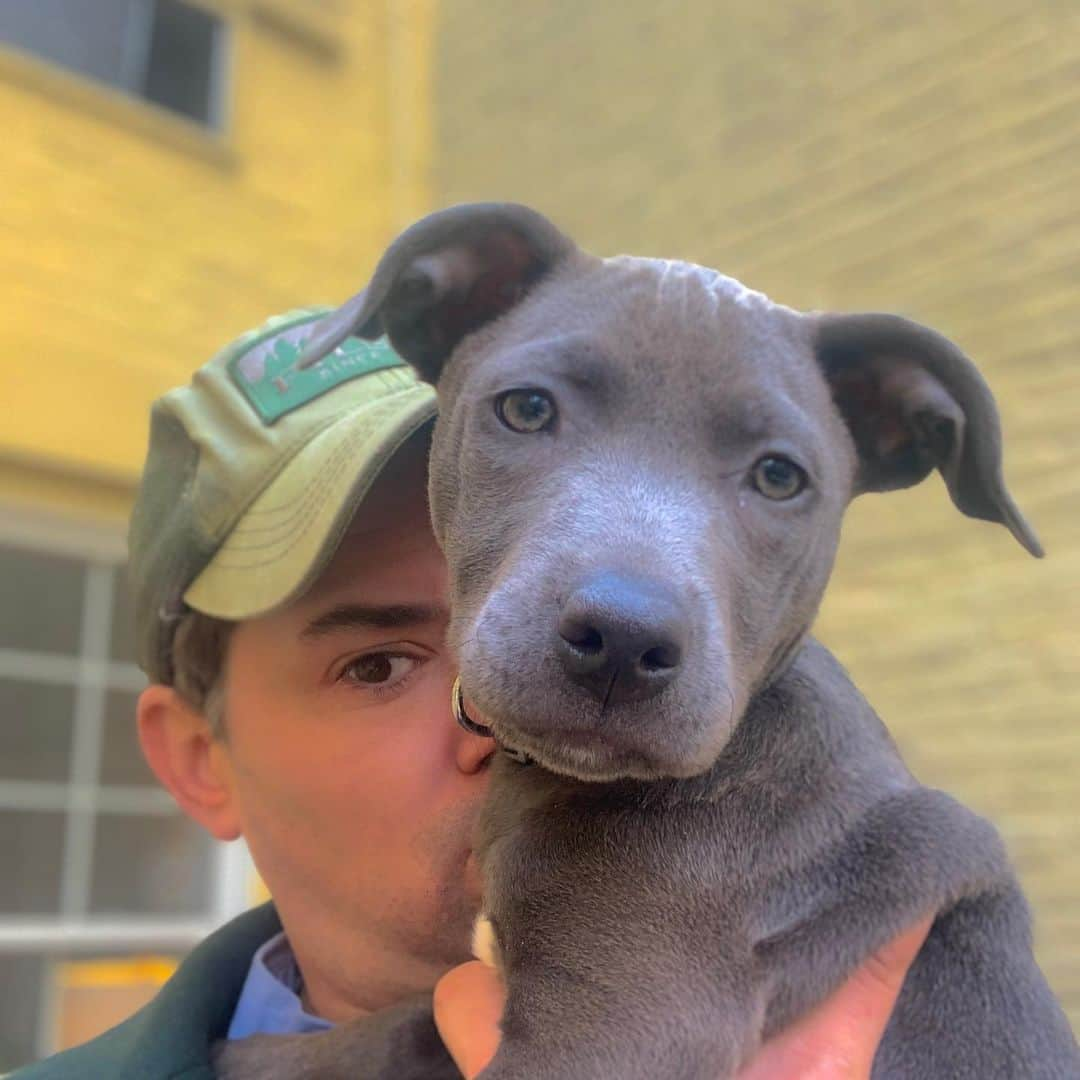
[463,851,484,905]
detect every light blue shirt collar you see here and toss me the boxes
[227,931,334,1039]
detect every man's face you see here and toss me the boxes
[213,434,493,1019]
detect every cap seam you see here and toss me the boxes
[185,398,436,617]
[196,420,377,563]
[253,402,437,604]
[195,396,434,571]
[219,374,425,530]
[198,420,379,553]
[193,378,428,544]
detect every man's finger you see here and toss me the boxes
[740,916,934,1079]
[433,920,932,1080]
[842,917,934,1032]
[433,960,506,1078]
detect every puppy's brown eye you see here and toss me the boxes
[751,456,808,500]
[495,389,556,433]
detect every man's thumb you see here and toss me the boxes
[433,960,506,1078]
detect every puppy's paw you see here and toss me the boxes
[471,913,499,969]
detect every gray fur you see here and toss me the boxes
[212,994,458,1078]
[219,203,1078,1078]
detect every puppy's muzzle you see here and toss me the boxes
[555,571,687,706]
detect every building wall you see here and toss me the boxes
[0,2,435,1064]
[2,0,433,526]
[434,1,1080,1024]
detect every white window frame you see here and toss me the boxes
[0,0,235,166]
[0,507,253,1060]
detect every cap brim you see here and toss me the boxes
[183,384,436,620]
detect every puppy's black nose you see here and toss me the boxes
[556,572,687,705]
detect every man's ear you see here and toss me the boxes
[136,684,242,842]
[814,312,1043,557]
[298,202,578,383]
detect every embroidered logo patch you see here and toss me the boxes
[228,317,405,423]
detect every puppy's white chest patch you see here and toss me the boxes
[472,913,500,969]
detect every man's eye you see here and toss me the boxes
[340,653,419,689]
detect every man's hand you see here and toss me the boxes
[433,918,932,1079]
[737,918,932,1079]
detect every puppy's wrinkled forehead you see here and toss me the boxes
[469,253,815,425]
[612,256,778,317]
[498,255,800,358]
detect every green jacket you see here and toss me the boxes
[11,904,281,1080]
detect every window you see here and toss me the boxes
[0,537,249,1070]
[251,0,344,55]
[0,0,229,129]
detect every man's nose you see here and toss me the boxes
[456,729,496,774]
[454,689,496,773]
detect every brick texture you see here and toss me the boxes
[433,0,1080,1027]
[1,1,432,510]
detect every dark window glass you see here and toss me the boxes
[0,545,84,654]
[0,811,66,915]
[0,0,140,89]
[0,954,42,1072]
[0,681,74,782]
[100,690,153,787]
[89,813,214,916]
[143,0,222,127]
[0,0,226,129]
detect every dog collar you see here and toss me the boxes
[451,677,533,765]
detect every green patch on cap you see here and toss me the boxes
[228,315,406,424]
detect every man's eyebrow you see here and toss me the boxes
[300,602,448,640]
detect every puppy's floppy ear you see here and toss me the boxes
[299,203,577,383]
[814,312,1043,557]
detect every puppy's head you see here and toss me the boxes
[304,203,1041,781]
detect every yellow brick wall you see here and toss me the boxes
[433,2,1080,1025]
[1,0,433,525]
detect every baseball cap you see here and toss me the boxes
[128,307,436,684]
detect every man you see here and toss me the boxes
[12,309,928,1079]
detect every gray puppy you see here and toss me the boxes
[215,204,1079,1079]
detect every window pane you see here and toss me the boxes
[0,0,140,91]
[53,954,177,1054]
[143,0,223,127]
[99,690,153,787]
[109,567,139,664]
[0,680,73,782]
[0,811,65,915]
[0,546,84,654]
[0,954,41,1073]
[89,813,214,916]
[0,951,175,1069]
[0,0,228,131]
